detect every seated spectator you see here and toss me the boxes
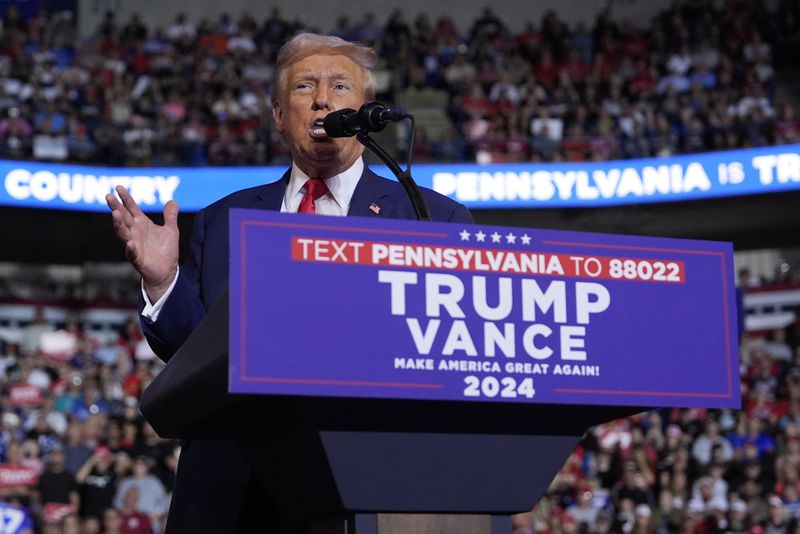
[0,107,33,159]
[21,307,54,357]
[62,422,91,476]
[667,45,693,76]
[656,69,691,95]
[530,124,560,161]
[0,441,38,507]
[729,416,776,460]
[774,103,800,144]
[66,121,96,162]
[530,108,563,142]
[227,29,256,54]
[651,489,684,533]
[455,82,493,123]
[488,72,522,105]
[432,126,470,162]
[564,483,601,528]
[165,13,195,42]
[736,86,774,119]
[113,456,167,529]
[534,49,559,88]
[691,61,717,89]
[559,50,590,84]
[212,89,243,122]
[117,488,152,534]
[764,496,791,533]
[443,53,476,92]
[207,123,243,165]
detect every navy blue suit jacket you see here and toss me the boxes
[141,166,472,532]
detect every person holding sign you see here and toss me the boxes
[106,33,471,532]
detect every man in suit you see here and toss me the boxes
[106,33,471,532]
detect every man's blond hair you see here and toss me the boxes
[272,33,378,105]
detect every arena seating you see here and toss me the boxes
[1,3,800,533]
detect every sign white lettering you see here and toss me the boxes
[4,169,180,206]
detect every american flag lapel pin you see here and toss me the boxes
[369,202,381,215]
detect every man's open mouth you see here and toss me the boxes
[309,119,328,138]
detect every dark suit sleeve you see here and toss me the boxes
[139,208,209,362]
[419,185,473,225]
[447,202,474,224]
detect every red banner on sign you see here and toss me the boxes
[0,465,39,488]
[290,237,686,283]
[42,503,75,524]
[9,385,43,408]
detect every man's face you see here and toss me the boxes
[273,53,367,178]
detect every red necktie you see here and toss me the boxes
[297,178,329,214]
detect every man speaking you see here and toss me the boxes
[106,33,471,532]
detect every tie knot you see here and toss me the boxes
[305,178,329,201]
[297,178,330,214]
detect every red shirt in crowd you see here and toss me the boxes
[534,55,559,87]
[121,511,153,534]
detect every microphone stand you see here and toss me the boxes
[356,132,431,221]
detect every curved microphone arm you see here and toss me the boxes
[356,132,431,221]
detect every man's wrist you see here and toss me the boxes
[141,267,180,323]
[143,281,170,303]
[143,270,178,303]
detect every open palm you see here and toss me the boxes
[106,185,179,302]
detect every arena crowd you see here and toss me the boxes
[0,1,799,167]
[1,1,800,533]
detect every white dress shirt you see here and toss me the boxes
[141,158,364,321]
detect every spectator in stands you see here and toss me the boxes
[76,447,117,522]
[20,306,53,357]
[102,506,123,534]
[692,420,734,465]
[763,495,792,533]
[66,121,97,162]
[36,447,79,524]
[0,107,33,159]
[62,421,91,475]
[113,456,167,529]
[117,487,153,534]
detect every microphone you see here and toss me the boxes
[323,102,410,138]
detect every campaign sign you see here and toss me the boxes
[229,210,740,409]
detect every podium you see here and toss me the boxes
[140,210,740,533]
[140,294,641,532]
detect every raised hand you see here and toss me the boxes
[106,185,180,303]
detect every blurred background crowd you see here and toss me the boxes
[1,0,799,167]
[1,1,800,533]
[0,308,172,534]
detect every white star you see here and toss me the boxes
[505,232,517,244]
[490,232,501,243]
[459,229,471,241]
[520,234,531,245]
[475,230,486,242]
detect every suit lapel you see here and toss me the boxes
[347,166,394,218]
[254,170,290,211]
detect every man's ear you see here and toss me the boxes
[272,101,284,134]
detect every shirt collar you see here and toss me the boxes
[285,158,364,212]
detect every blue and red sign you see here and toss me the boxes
[229,210,740,409]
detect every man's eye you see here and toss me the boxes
[334,83,350,91]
